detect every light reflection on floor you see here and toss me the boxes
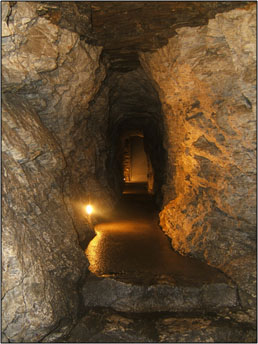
[86,182,228,285]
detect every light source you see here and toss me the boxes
[85,204,93,215]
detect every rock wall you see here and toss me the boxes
[2,1,111,243]
[63,82,117,246]
[2,2,256,341]
[2,95,88,342]
[140,4,256,322]
[2,2,109,341]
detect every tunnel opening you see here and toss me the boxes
[105,67,168,207]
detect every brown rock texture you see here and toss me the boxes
[140,3,256,322]
[2,94,87,342]
[2,1,112,246]
[65,308,256,343]
[90,1,249,72]
[1,2,109,341]
[2,1,256,341]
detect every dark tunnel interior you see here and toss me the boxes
[105,68,167,206]
[2,1,256,342]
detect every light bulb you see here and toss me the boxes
[85,204,93,215]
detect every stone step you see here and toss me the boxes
[82,273,239,313]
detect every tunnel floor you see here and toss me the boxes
[86,182,228,286]
[67,184,248,342]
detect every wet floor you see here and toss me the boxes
[86,183,228,285]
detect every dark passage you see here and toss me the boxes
[2,2,256,342]
[86,182,228,286]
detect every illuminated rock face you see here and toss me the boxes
[140,4,256,322]
[2,1,256,342]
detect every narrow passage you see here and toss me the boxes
[86,182,227,286]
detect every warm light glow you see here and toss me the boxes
[85,204,93,215]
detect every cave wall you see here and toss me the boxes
[2,1,111,243]
[140,4,256,322]
[2,95,88,342]
[63,81,117,239]
[2,2,256,341]
[2,2,109,341]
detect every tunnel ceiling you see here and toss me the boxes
[107,69,161,134]
[38,1,249,72]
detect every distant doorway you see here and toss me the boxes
[123,136,148,183]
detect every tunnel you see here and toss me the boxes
[105,67,167,205]
[2,1,257,343]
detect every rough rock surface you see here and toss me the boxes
[140,3,256,323]
[1,2,107,341]
[28,2,249,73]
[2,95,87,342]
[82,274,238,313]
[64,308,256,343]
[63,82,116,247]
[90,1,249,72]
[156,315,256,343]
[2,1,256,342]
[2,1,112,245]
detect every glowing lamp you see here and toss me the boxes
[85,204,93,215]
